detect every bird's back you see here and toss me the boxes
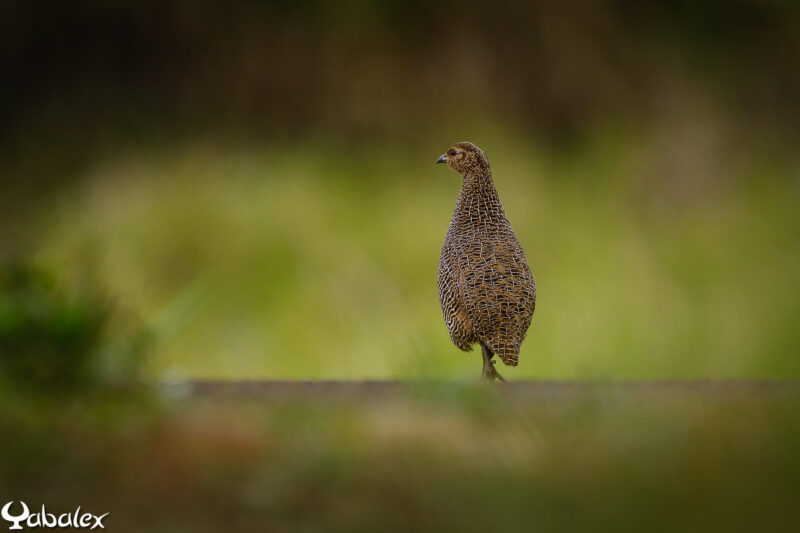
[438,175,536,366]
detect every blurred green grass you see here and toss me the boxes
[0,261,149,391]
[30,128,800,380]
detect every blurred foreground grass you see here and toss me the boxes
[29,129,800,380]
[1,382,798,532]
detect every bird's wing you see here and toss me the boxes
[438,246,475,352]
[461,239,535,365]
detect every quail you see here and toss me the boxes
[437,142,536,382]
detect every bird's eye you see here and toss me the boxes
[449,150,457,156]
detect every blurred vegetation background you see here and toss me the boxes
[2,3,800,531]
[2,0,799,381]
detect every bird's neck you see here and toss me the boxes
[455,170,505,219]
[460,169,500,201]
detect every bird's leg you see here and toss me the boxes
[480,344,506,383]
[481,346,490,381]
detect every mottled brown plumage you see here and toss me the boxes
[436,142,536,382]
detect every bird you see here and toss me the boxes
[436,142,536,382]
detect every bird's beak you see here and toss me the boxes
[436,154,447,164]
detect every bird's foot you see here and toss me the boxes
[482,360,506,383]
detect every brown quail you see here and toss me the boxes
[437,142,536,382]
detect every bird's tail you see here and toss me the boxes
[484,338,520,367]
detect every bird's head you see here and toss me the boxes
[436,142,489,175]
